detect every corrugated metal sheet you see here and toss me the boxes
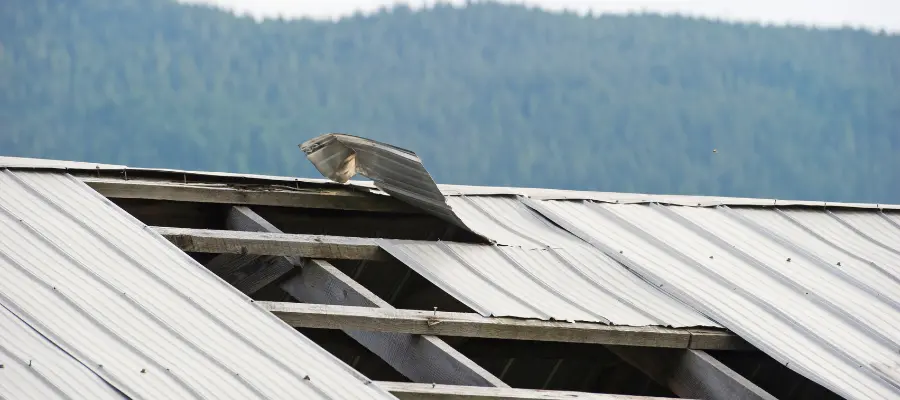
[0,170,395,400]
[0,303,126,400]
[381,196,717,328]
[526,199,900,400]
[300,134,477,235]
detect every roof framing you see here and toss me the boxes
[260,301,749,351]
[82,177,415,213]
[376,381,686,399]
[215,206,506,387]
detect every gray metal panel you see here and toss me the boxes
[300,134,476,235]
[380,240,716,327]
[0,303,126,400]
[526,199,900,400]
[0,156,126,170]
[0,170,395,400]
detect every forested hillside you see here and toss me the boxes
[2,0,899,202]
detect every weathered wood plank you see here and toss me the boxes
[375,381,684,400]
[153,226,391,261]
[282,260,508,387]
[259,301,747,350]
[609,347,776,400]
[82,177,413,213]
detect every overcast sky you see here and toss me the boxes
[180,0,899,32]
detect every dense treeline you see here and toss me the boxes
[2,0,899,202]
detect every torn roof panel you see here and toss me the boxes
[300,133,476,235]
[380,195,718,327]
[0,170,396,400]
[525,199,900,400]
[381,240,717,327]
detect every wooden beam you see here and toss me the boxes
[375,381,684,400]
[608,347,776,400]
[154,226,391,261]
[282,260,508,387]
[82,177,413,213]
[259,301,748,351]
[215,206,506,387]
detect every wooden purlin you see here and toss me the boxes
[260,301,750,351]
[152,206,773,399]
[211,206,506,387]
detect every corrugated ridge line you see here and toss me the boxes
[52,172,391,400]
[61,172,393,400]
[721,207,900,312]
[659,205,900,350]
[436,242,553,319]
[526,200,899,400]
[0,212,200,399]
[827,211,900,257]
[451,196,712,326]
[3,172,272,399]
[453,197,549,248]
[781,209,900,281]
[773,209,900,285]
[2,171,393,400]
[733,208,900,307]
[591,203,891,372]
[543,247,666,326]
[493,247,611,323]
[377,241,498,316]
[481,197,715,326]
[598,204,898,392]
[0,325,71,400]
[0,303,125,400]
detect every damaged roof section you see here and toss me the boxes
[300,133,488,241]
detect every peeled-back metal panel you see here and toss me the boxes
[0,170,395,400]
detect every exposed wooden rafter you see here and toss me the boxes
[260,301,749,351]
[82,177,413,213]
[213,206,506,387]
[155,226,391,261]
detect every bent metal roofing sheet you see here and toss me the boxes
[381,196,717,328]
[525,199,900,400]
[0,170,395,400]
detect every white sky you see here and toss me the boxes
[180,0,900,32]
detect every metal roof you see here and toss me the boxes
[526,199,900,400]
[381,196,717,328]
[0,303,126,400]
[0,170,395,400]
[6,155,896,211]
[300,134,482,238]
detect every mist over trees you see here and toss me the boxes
[2,0,899,202]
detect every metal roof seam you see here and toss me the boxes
[880,210,900,231]
[543,248,669,326]
[720,206,900,312]
[435,242,553,319]
[493,247,611,324]
[0,171,397,399]
[826,210,900,257]
[4,172,277,398]
[0,211,202,399]
[593,204,887,376]
[459,196,549,249]
[57,174,381,399]
[775,209,900,284]
[0,332,72,399]
[653,204,900,352]
[532,200,892,397]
